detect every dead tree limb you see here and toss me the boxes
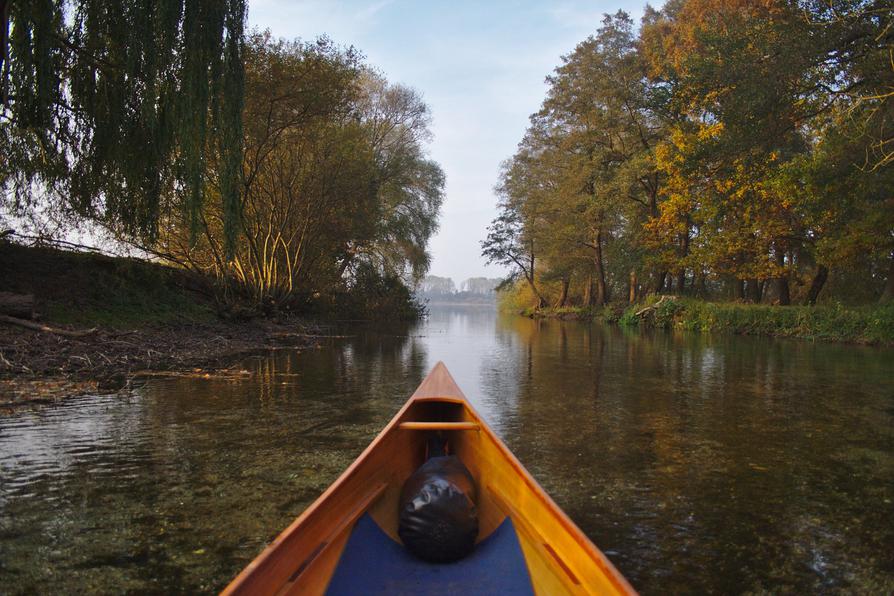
[634,295,677,317]
[0,315,97,337]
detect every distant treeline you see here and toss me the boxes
[484,1,893,310]
[1,3,443,319]
[416,275,502,302]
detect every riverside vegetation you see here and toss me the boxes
[501,286,894,345]
[483,1,893,344]
[1,3,441,402]
[2,5,442,317]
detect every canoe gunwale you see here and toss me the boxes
[447,372,635,595]
[284,482,387,584]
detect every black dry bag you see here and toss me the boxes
[398,454,479,562]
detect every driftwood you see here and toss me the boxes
[129,369,253,380]
[634,295,677,317]
[277,333,356,339]
[0,292,34,319]
[0,314,97,337]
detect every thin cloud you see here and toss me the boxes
[356,0,395,22]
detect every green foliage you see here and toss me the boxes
[621,297,894,345]
[2,0,247,252]
[327,262,426,321]
[149,33,442,317]
[618,307,639,327]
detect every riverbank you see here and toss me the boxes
[0,242,319,408]
[519,297,894,345]
[0,319,319,408]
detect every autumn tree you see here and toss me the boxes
[485,12,667,308]
[156,34,443,309]
[491,1,892,307]
[541,11,667,301]
[341,71,445,282]
[481,192,547,308]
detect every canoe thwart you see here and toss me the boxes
[398,421,481,431]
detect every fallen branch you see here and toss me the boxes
[634,295,677,317]
[129,369,252,380]
[0,315,97,337]
[281,333,355,339]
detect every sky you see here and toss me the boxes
[249,0,646,284]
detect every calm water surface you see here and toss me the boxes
[1,305,892,594]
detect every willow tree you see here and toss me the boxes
[0,0,246,252]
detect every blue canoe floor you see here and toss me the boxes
[325,513,535,595]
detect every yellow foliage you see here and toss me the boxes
[697,122,724,141]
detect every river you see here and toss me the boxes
[1,305,892,593]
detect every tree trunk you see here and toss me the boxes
[676,269,686,295]
[556,276,570,308]
[527,251,546,309]
[655,271,667,294]
[746,278,761,303]
[0,292,34,319]
[584,275,595,307]
[881,256,894,304]
[775,250,790,305]
[593,229,607,305]
[804,264,828,306]
[695,270,707,297]
[628,270,637,304]
[0,315,95,337]
[734,278,745,301]
[526,276,546,309]
[676,221,689,294]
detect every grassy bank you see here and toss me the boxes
[0,242,317,407]
[0,241,216,328]
[621,297,894,345]
[518,304,624,322]
[507,294,894,345]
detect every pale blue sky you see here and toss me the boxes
[249,0,647,283]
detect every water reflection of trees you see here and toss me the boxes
[239,322,426,413]
[488,317,894,593]
[103,329,428,592]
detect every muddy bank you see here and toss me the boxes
[0,318,319,408]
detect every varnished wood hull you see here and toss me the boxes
[222,362,636,595]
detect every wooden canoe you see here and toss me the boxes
[222,362,635,595]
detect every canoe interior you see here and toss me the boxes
[222,363,634,596]
[325,513,534,595]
